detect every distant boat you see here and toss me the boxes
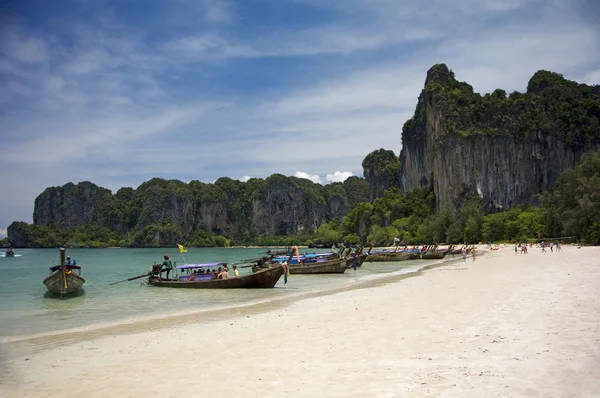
[147,262,284,289]
[4,248,15,257]
[43,248,86,296]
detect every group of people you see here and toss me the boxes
[514,241,563,254]
[461,247,476,262]
[540,241,562,252]
[155,255,240,281]
[189,264,239,280]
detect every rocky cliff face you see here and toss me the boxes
[25,174,367,245]
[251,175,327,235]
[399,64,600,211]
[362,149,400,201]
[34,181,111,228]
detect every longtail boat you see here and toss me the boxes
[288,257,347,274]
[345,246,367,268]
[419,245,451,260]
[289,246,347,274]
[451,245,472,255]
[43,248,85,296]
[366,251,418,262]
[147,262,284,289]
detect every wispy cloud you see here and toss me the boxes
[0,0,598,228]
[0,228,7,239]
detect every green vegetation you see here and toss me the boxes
[8,149,600,247]
[7,64,600,248]
[310,149,600,246]
[362,149,399,189]
[403,64,600,147]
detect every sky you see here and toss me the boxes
[0,0,599,234]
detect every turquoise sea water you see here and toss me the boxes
[0,248,441,340]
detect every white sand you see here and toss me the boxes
[2,246,599,398]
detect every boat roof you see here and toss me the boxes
[49,265,81,271]
[176,262,227,270]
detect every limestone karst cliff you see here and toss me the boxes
[27,174,368,246]
[398,64,600,211]
[362,149,400,201]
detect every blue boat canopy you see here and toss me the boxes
[176,262,227,270]
[49,265,81,272]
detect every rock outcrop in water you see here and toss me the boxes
[398,64,600,210]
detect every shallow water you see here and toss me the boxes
[0,248,440,340]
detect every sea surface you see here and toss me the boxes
[0,248,445,340]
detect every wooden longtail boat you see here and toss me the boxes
[419,248,449,260]
[148,262,284,289]
[451,246,472,255]
[345,248,367,268]
[43,248,85,296]
[366,251,418,262]
[288,257,347,274]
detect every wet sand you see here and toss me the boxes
[1,245,599,397]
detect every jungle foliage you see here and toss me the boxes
[403,64,600,148]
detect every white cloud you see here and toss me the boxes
[326,171,353,183]
[0,229,7,239]
[0,0,599,227]
[239,176,251,182]
[294,171,323,184]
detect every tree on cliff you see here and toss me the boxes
[548,149,600,243]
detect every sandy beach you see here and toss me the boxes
[1,245,599,397]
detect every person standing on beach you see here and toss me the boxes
[541,241,546,253]
[471,247,476,261]
[515,244,518,255]
[461,247,467,262]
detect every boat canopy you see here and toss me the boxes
[49,265,81,272]
[176,262,227,270]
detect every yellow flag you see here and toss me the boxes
[178,244,187,253]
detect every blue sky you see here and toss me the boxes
[1,0,599,235]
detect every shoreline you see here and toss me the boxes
[2,246,599,397]
[2,255,462,348]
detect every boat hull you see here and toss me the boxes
[366,252,418,262]
[43,270,86,296]
[289,258,347,274]
[419,251,448,260]
[148,266,284,289]
[345,254,367,268]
